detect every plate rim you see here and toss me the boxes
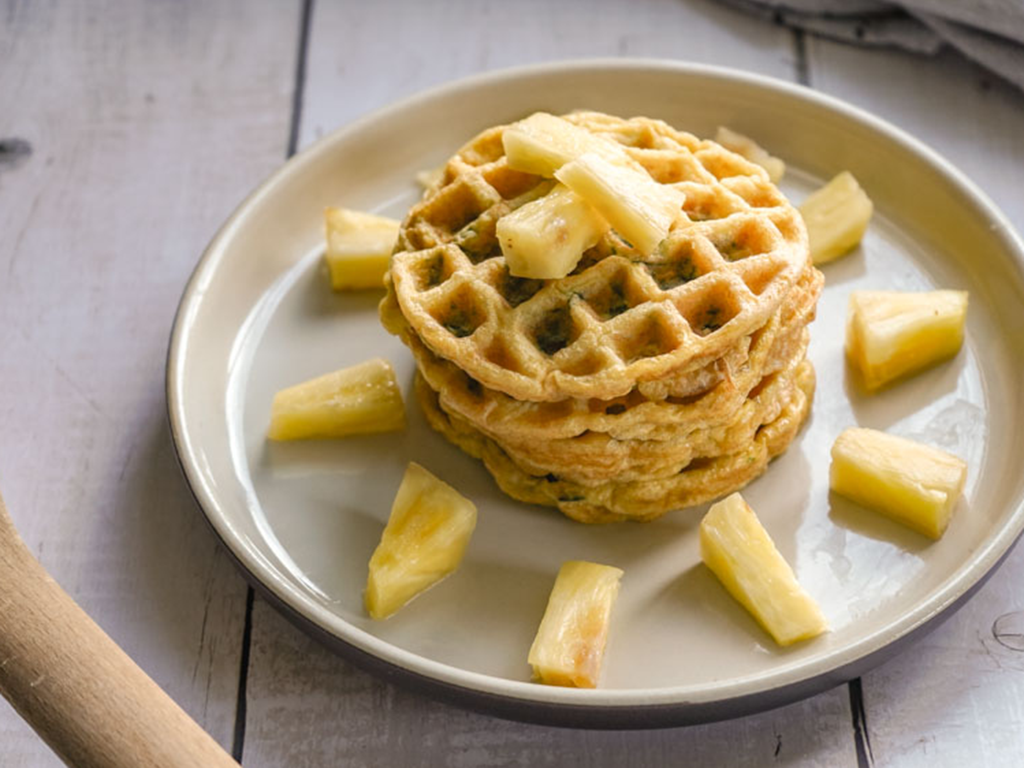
[166,57,1024,725]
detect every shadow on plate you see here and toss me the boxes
[843,350,966,432]
[826,490,932,554]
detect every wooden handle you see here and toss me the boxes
[0,491,241,768]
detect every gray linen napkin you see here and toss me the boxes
[722,0,1024,92]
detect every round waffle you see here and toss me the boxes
[459,350,808,485]
[383,111,810,402]
[414,360,816,524]
[401,266,820,443]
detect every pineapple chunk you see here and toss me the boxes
[715,126,785,183]
[528,561,623,688]
[555,152,685,255]
[496,184,610,279]
[830,428,967,540]
[700,493,827,647]
[503,112,629,177]
[365,463,477,619]
[324,207,400,290]
[267,358,405,440]
[799,171,873,264]
[846,290,968,391]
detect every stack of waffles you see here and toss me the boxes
[380,112,822,523]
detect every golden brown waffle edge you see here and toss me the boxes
[414,361,816,523]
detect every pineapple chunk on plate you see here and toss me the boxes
[831,428,967,540]
[324,207,400,290]
[496,184,610,279]
[528,561,623,688]
[503,112,629,177]
[267,358,405,440]
[556,152,685,256]
[700,493,828,647]
[715,126,785,183]
[799,171,873,264]
[366,463,478,620]
[846,289,968,391]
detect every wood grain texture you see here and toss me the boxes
[0,1,301,764]
[243,599,854,768]
[240,2,858,766]
[299,0,799,146]
[0,492,239,768]
[806,39,1024,768]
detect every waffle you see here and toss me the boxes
[414,360,816,523]
[383,112,810,402]
[384,110,818,522]
[400,266,821,443]
[469,349,808,485]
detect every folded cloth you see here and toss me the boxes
[722,0,1024,92]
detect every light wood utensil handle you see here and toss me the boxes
[0,490,241,768]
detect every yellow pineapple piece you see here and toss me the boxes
[799,171,873,264]
[324,207,400,290]
[528,561,623,688]
[503,112,630,178]
[700,493,827,646]
[555,152,685,255]
[496,184,610,279]
[267,358,405,440]
[715,126,785,183]
[846,290,968,391]
[503,112,629,177]
[365,463,477,619]
[831,428,967,540]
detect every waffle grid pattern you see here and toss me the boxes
[385,113,809,402]
[401,266,821,444]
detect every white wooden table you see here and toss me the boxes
[2,2,1023,766]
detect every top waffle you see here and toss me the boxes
[383,112,810,402]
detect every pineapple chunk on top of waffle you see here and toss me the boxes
[382,111,811,402]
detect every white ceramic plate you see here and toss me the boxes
[167,60,1024,727]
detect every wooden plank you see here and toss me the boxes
[298,0,800,145]
[240,2,858,765]
[805,39,1024,767]
[0,1,301,764]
